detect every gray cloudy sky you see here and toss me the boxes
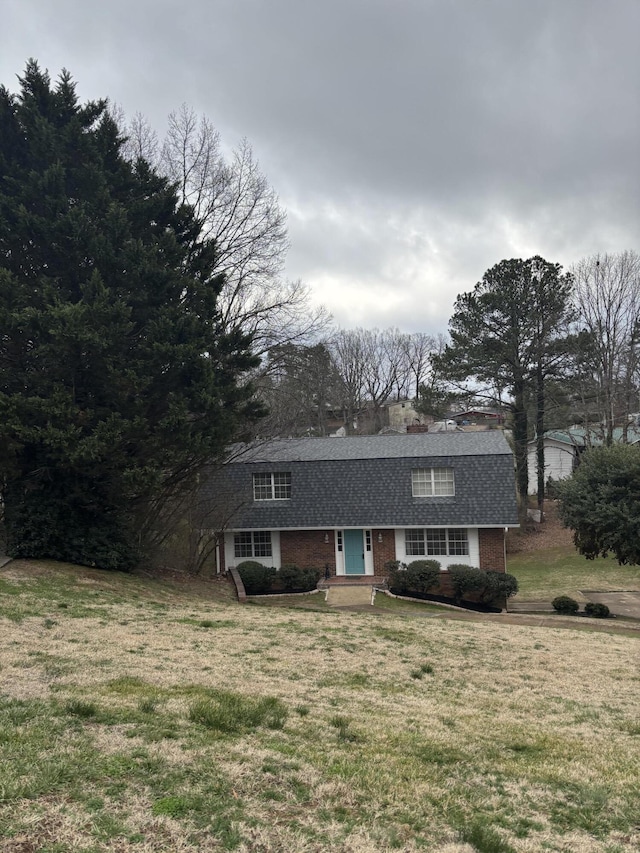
[3,0,639,335]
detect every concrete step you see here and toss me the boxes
[326,585,374,607]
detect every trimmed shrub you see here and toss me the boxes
[277,564,321,592]
[480,570,519,602]
[387,562,409,594]
[584,601,611,619]
[448,564,487,604]
[552,595,580,615]
[387,559,441,595]
[405,560,441,593]
[236,561,276,594]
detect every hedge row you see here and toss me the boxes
[386,560,518,606]
[236,562,320,595]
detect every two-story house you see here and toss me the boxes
[202,432,519,578]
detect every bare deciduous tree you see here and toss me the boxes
[402,331,439,399]
[572,251,640,443]
[117,104,329,357]
[328,328,438,433]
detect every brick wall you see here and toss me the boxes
[478,528,506,571]
[372,529,396,573]
[280,530,336,575]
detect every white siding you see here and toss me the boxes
[394,527,479,569]
[527,440,576,494]
[224,530,281,569]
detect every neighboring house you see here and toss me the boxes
[527,426,640,494]
[386,399,430,430]
[202,432,519,577]
[446,409,506,427]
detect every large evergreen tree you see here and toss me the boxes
[0,62,260,569]
[434,257,573,511]
[558,444,640,565]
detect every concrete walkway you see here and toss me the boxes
[508,600,555,613]
[326,584,374,607]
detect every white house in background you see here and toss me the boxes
[527,426,640,494]
[386,399,429,430]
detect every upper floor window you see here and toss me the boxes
[411,467,455,496]
[253,472,291,500]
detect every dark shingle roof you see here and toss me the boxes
[204,432,519,529]
[231,431,513,463]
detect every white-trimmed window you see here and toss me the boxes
[411,468,455,496]
[405,528,468,556]
[253,472,291,500]
[405,529,425,556]
[234,531,272,558]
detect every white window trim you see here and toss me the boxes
[395,527,479,570]
[335,529,374,576]
[225,530,281,569]
[253,472,291,501]
[411,468,455,497]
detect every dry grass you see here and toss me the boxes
[1,559,639,852]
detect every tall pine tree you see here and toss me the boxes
[434,257,573,514]
[0,62,260,568]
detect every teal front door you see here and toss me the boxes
[344,529,365,575]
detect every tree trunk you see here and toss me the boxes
[536,362,545,518]
[513,377,529,520]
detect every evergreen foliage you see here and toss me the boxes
[447,564,489,604]
[235,562,276,594]
[387,559,441,595]
[557,444,640,565]
[479,570,519,602]
[277,564,321,592]
[584,602,610,619]
[0,62,260,569]
[434,257,573,507]
[551,595,580,615]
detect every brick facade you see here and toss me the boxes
[372,529,396,573]
[280,530,336,574]
[221,525,507,577]
[276,528,399,577]
[478,527,506,571]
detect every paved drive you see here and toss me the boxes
[580,590,640,620]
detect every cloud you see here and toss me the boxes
[2,0,638,335]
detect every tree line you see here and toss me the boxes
[259,252,640,510]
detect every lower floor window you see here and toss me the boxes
[405,528,469,557]
[234,531,272,558]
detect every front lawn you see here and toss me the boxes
[1,559,639,852]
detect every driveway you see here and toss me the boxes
[581,590,640,620]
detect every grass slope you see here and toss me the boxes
[506,508,640,601]
[0,559,639,852]
[507,547,640,602]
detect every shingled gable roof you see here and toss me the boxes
[229,430,513,463]
[209,432,519,530]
